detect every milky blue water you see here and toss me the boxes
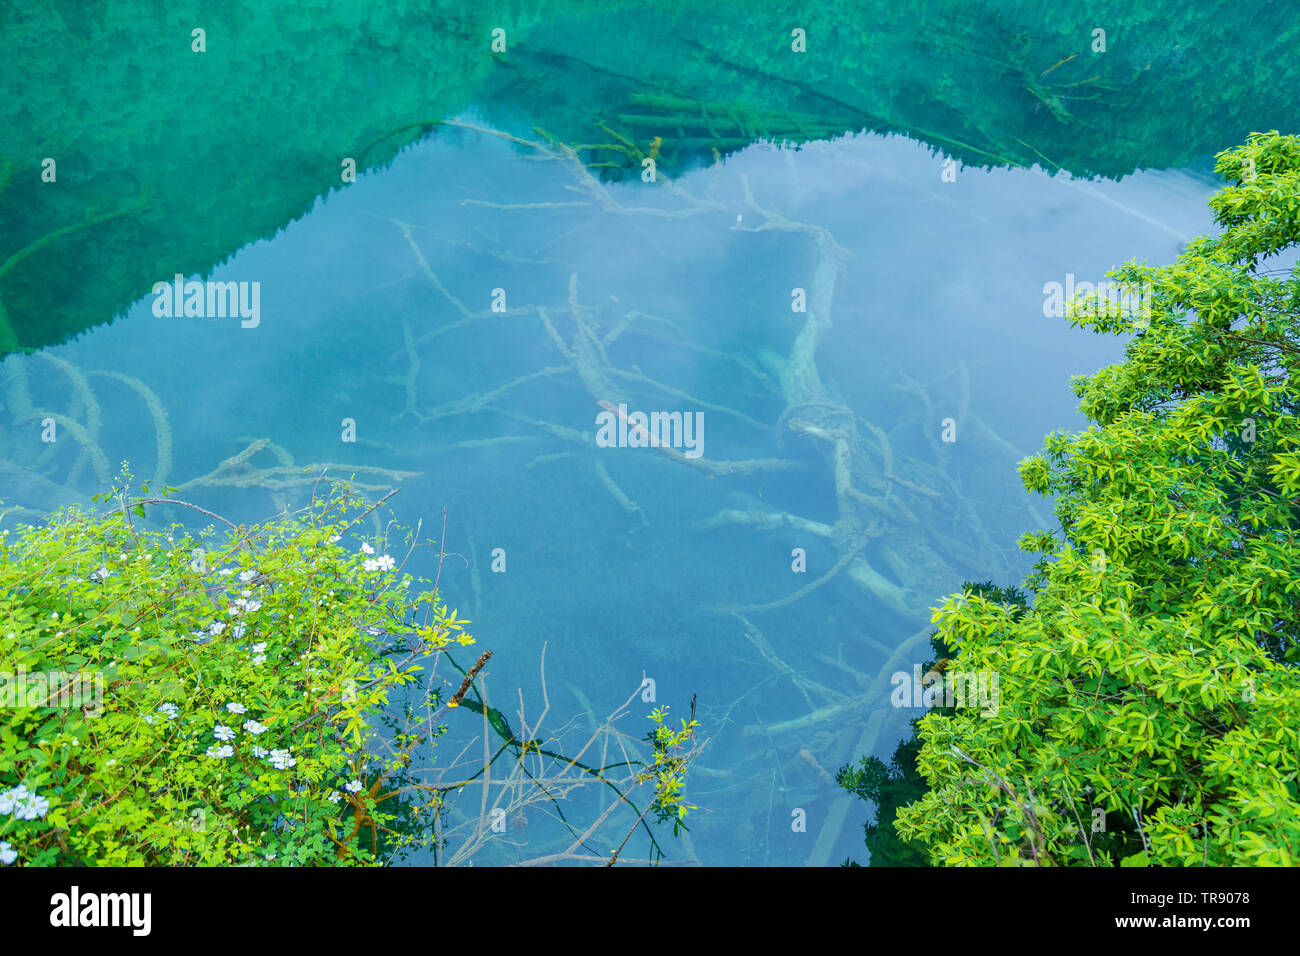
[1,121,1216,864]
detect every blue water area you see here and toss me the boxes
[1,121,1216,864]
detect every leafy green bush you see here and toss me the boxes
[839,582,1026,867]
[0,479,471,866]
[838,731,932,868]
[896,132,1300,866]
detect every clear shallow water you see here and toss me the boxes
[0,121,1217,863]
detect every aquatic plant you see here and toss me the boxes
[894,132,1300,866]
[421,649,704,867]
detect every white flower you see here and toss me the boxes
[362,559,380,572]
[243,720,267,735]
[251,745,269,759]
[205,744,234,759]
[90,565,111,582]
[0,842,15,865]
[15,794,50,820]
[327,791,343,804]
[251,642,267,653]
[147,702,181,724]
[326,535,340,544]
[252,654,267,666]
[229,597,262,616]
[225,702,247,714]
[218,568,235,576]
[238,569,258,583]
[232,624,248,640]
[208,621,227,636]
[344,780,363,794]
[376,554,395,572]
[0,786,31,815]
[360,542,375,554]
[213,724,236,741]
[268,749,297,770]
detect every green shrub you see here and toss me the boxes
[896,133,1300,866]
[839,582,1027,866]
[0,479,471,866]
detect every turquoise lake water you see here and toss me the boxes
[2,120,1219,864]
[5,1,1297,866]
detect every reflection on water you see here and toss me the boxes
[0,120,1214,863]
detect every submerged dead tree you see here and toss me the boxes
[379,121,999,618]
[0,350,416,525]
[364,120,1032,860]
